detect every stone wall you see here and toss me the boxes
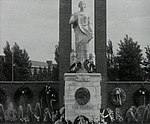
[0,81,60,109]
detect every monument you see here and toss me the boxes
[65,1,101,123]
[59,0,106,108]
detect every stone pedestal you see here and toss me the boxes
[64,73,101,122]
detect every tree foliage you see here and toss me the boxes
[2,41,13,81]
[51,64,59,81]
[1,42,32,81]
[54,42,60,65]
[143,45,150,80]
[0,56,6,81]
[107,40,119,81]
[12,43,32,81]
[52,42,60,81]
[116,35,143,81]
[145,45,150,62]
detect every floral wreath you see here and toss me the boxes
[74,115,90,124]
[133,87,150,107]
[100,108,115,123]
[14,86,33,105]
[84,59,96,73]
[110,87,126,106]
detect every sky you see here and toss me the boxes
[0,0,150,63]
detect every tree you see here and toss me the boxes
[51,64,59,81]
[107,40,119,81]
[12,43,32,81]
[143,45,150,80]
[0,57,6,81]
[145,45,150,61]
[116,35,143,81]
[107,40,114,68]
[52,42,60,81]
[54,42,60,65]
[3,41,13,81]
[2,42,32,81]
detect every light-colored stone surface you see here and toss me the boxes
[65,73,101,122]
[69,1,93,64]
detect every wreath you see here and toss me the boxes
[39,85,58,110]
[14,86,33,106]
[110,87,126,106]
[133,87,150,107]
[74,115,90,124]
[69,62,82,73]
[84,59,96,73]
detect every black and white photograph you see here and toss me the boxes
[0,0,150,124]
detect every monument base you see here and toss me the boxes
[64,73,101,123]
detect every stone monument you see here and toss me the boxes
[59,0,106,108]
[65,1,101,123]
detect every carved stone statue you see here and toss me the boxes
[69,1,93,65]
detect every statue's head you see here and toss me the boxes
[78,1,86,9]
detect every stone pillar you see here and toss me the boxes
[95,0,107,108]
[65,73,101,122]
[59,0,72,107]
[59,0,72,81]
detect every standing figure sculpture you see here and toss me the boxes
[69,1,93,65]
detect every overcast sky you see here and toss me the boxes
[0,0,150,63]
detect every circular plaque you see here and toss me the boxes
[75,87,90,105]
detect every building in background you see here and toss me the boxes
[31,60,53,74]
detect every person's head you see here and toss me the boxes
[78,1,86,10]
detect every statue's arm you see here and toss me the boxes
[69,13,78,24]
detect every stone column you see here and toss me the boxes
[95,0,107,108]
[59,0,72,107]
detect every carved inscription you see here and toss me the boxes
[76,75,90,82]
[72,104,93,110]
